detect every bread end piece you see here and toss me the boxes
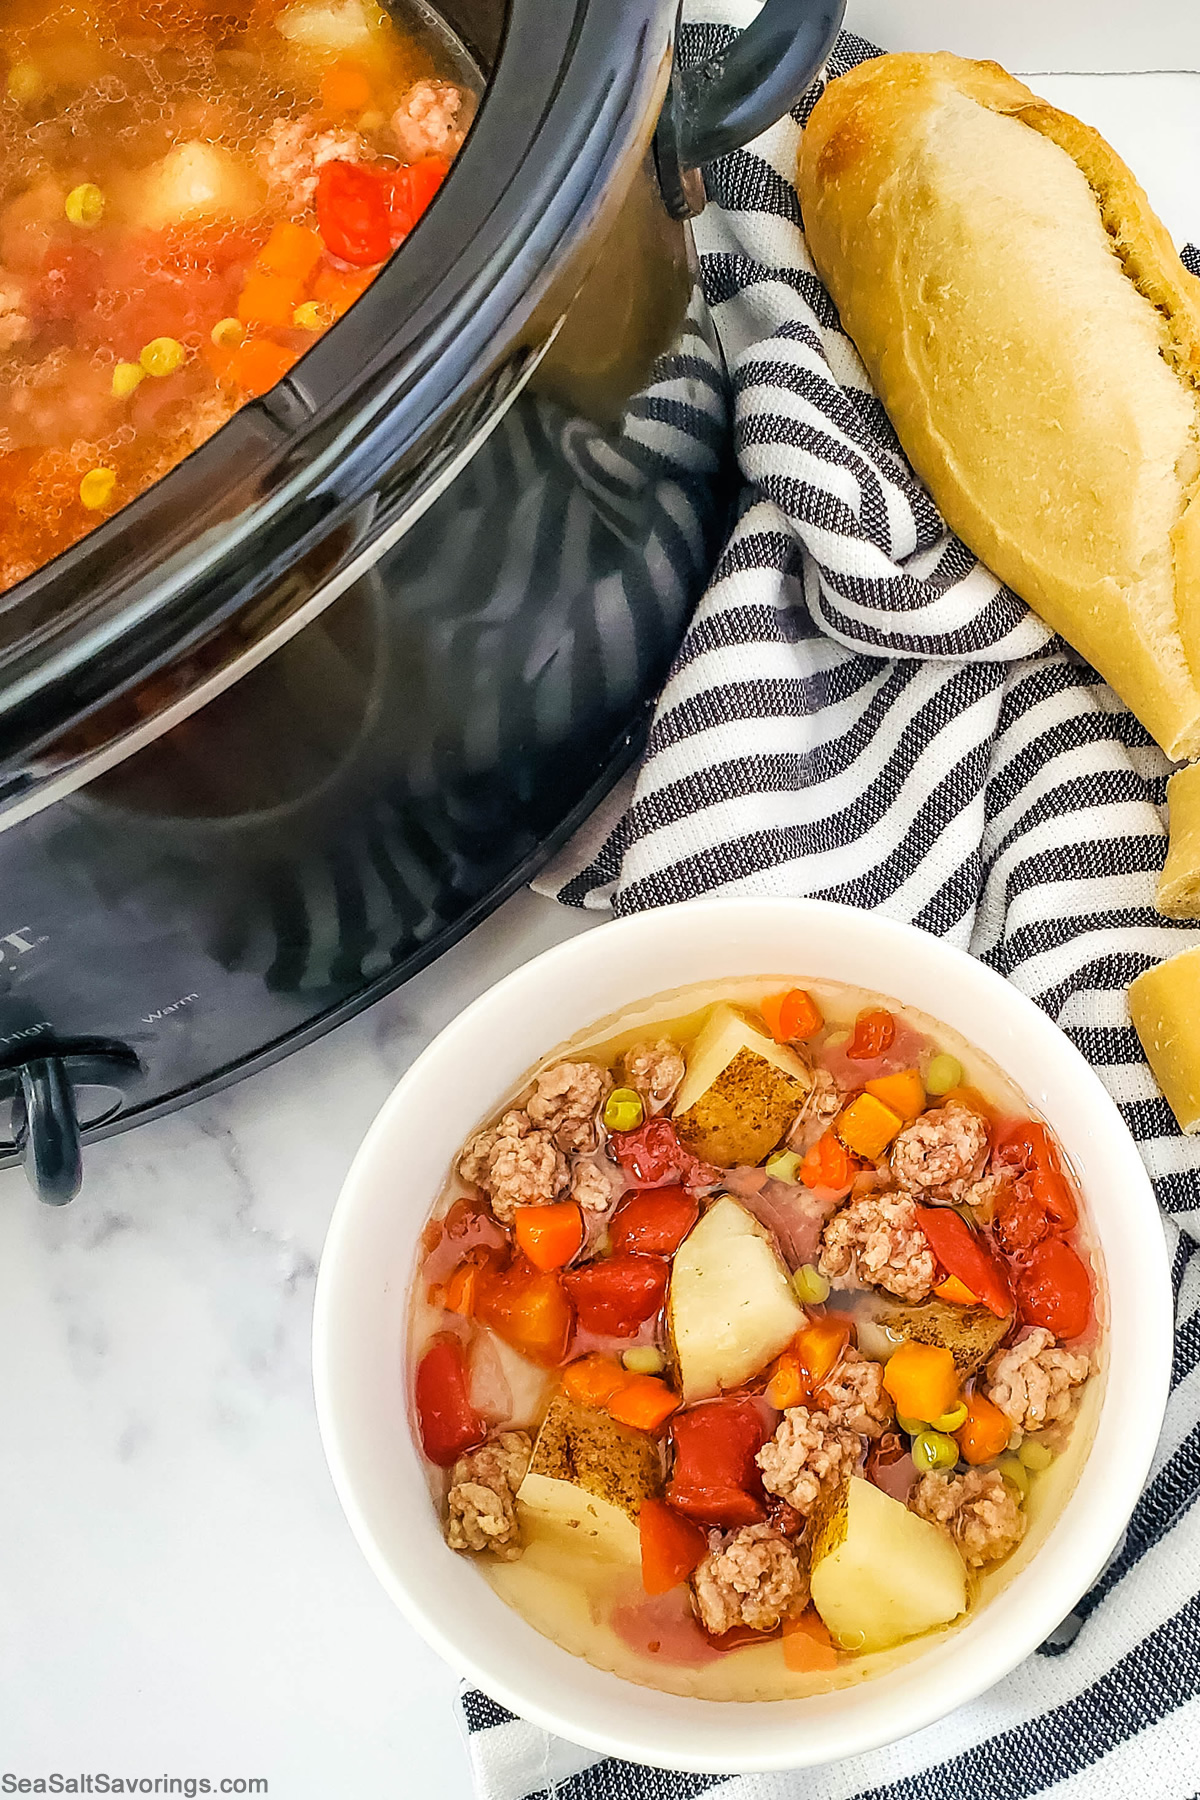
[796,52,1200,762]
[1158,765,1200,918]
[1129,946,1200,1132]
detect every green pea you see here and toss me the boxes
[897,1414,928,1438]
[622,1346,666,1375]
[603,1086,644,1133]
[931,1403,968,1432]
[1019,1438,1055,1472]
[792,1264,830,1305]
[925,1053,964,1096]
[912,1430,959,1472]
[997,1455,1030,1501]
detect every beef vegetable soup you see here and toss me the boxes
[410,979,1103,1700]
[0,0,476,592]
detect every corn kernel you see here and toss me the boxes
[211,317,244,348]
[79,468,117,511]
[622,1346,665,1376]
[292,300,333,331]
[65,183,104,227]
[140,336,186,378]
[111,362,144,399]
[6,62,45,105]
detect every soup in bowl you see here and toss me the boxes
[313,899,1171,1770]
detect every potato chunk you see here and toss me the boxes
[130,142,264,231]
[515,1394,661,1561]
[276,0,375,52]
[673,1003,811,1167]
[809,1476,967,1652]
[668,1196,806,1403]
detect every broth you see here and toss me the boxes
[0,0,478,590]
[409,977,1104,1700]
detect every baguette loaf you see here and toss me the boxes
[796,53,1200,760]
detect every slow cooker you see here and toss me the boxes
[0,0,842,1201]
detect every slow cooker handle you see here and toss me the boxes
[14,1059,83,1207]
[659,0,846,211]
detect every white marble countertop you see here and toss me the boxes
[0,892,598,1800]
[5,51,1200,1800]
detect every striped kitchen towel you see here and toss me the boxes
[462,10,1200,1798]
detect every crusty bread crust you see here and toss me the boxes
[797,52,1200,759]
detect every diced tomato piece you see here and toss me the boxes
[993,1181,1052,1263]
[799,1130,855,1193]
[316,160,393,267]
[847,1008,896,1061]
[638,1498,709,1596]
[385,155,450,237]
[414,1333,483,1466]
[562,1255,669,1338]
[474,1258,574,1367]
[1016,1239,1092,1341]
[665,1397,771,1528]
[608,1187,699,1257]
[994,1119,1060,1175]
[1023,1165,1078,1231]
[915,1205,1012,1319]
[609,1119,716,1190]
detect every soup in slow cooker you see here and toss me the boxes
[0,0,476,593]
[410,978,1102,1699]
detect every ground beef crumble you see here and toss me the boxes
[818,1347,894,1439]
[526,1060,612,1153]
[445,1431,532,1560]
[619,1040,686,1114]
[756,1407,863,1515]
[890,1101,990,1201]
[392,79,469,161]
[986,1328,1090,1439]
[786,1066,842,1155]
[457,1109,568,1225]
[255,115,372,210]
[910,1468,1025,1567]
[690,1523,808,1636]
[818,1191,937,1302]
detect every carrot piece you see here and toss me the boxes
[608,1374,680,1432]
[443,1261,479,1317]
[864,1067,926,1123]
[934,1274,979,1306]
[256,221,325,283]
[561,1353,628,1409]
[882,1341,960,1423]
[765,1351,805,1410]
[762,988,823,1043]
[799,1129,855,1192]
[311,262,376,319]
[782,1610,839,1672]
[228,338,298,397]
[835,1091,904,1161]
[795,1315,851,1390]
[237,270,306,329]
[639,1497,708,1596]
[513,1200,584,1272]
[957,1389,1013,1465]
[321,59,372,116]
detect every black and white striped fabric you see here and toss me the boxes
[462,8,1200,1794]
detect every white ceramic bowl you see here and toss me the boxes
[313,896,1172,1772]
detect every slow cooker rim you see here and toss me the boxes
[0,0,677,780]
